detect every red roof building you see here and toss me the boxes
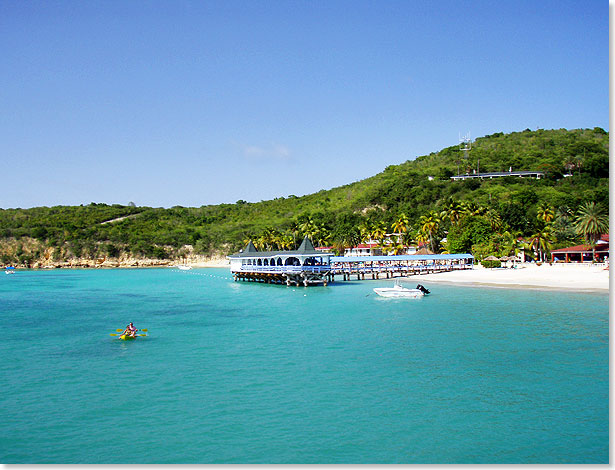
[551,234,609,263]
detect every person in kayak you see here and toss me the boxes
[121,322,138,338]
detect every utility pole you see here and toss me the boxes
[459,132,472,174]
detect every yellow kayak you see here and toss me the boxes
[111,328,147,339]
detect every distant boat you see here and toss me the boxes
[174,264,192,271]
[373,282,429,298]
[5,266,16,275]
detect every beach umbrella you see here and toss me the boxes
[499,256,510,261]
[484,255,499,261]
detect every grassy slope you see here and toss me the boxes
[0,127,608,264]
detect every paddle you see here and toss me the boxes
[110,333,147,337]
[115,328,148,332]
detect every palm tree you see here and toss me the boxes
[574,202,609,260]
[441,199,464,226]
[254,235,265,251]
[299,217,318,240]
[513,238,527,259]
[486,209,504,232]
[462,201,486,217]
[380,241,393,255]
[537,202,555,224]
[316,223,332,247]
[499,231,526,259]
[557,205,574,222]
[414,230,429,251]
[418,211,441,253]
[371,221,387,243]
[280,234,294,250]
[358,221,373,243]
[391,213,409,240]
[390,240,406,255]
[257,229,270,251]
[288,221,301,249]
[257,227,282,251]
[529,227,555,262]
[401,228,416,247]
[332,226,361,256]
[552,206,577,245]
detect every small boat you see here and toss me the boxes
[5,266,15,275]
[176,265,192,271]
[373,282,429,298]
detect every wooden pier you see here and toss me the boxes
[232,266,333,286]
[228,239,474,287]
[330,254,474,282]
[228,237,334,286]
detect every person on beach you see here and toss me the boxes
[121,322,138,338]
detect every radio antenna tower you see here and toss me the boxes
[459,132,472,174]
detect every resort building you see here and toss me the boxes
[344,243,382,257]
[343,239,418,257]
[550,234,609,263]
[451,170,544,181]
[228,237,334,286]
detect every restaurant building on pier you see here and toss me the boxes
[229,237,474,286]
[228,237,334,286]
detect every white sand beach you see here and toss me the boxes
[406,263,610,292]
[192,258,610,291]
[190,257,230,268]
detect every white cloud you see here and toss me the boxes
[242,143,291,161]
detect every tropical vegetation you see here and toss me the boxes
[0,127,609,266]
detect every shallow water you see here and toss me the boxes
[0,268,608,463]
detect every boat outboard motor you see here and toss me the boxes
[416,284,430,295]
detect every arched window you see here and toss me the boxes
[285,257,300,266]
[277,258,283,266]
[257,259,262,266]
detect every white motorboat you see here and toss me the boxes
[176,265,192,271]
[373,282,430,298]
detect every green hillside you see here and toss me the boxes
[0,127,609,266]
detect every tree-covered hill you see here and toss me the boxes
[0,127,609,266]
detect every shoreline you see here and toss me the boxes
[6,261,609,293]
[401,263,609,293]
[7,256,231,270]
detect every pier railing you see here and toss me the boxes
[330,263,471,273]
[236,265,332,274]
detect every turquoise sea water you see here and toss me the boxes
[0,268,608,464]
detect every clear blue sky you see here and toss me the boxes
[1,0,608,209]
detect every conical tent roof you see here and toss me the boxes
[296,236,317,253]
[242,241,258,253]
[228,236,327,258]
